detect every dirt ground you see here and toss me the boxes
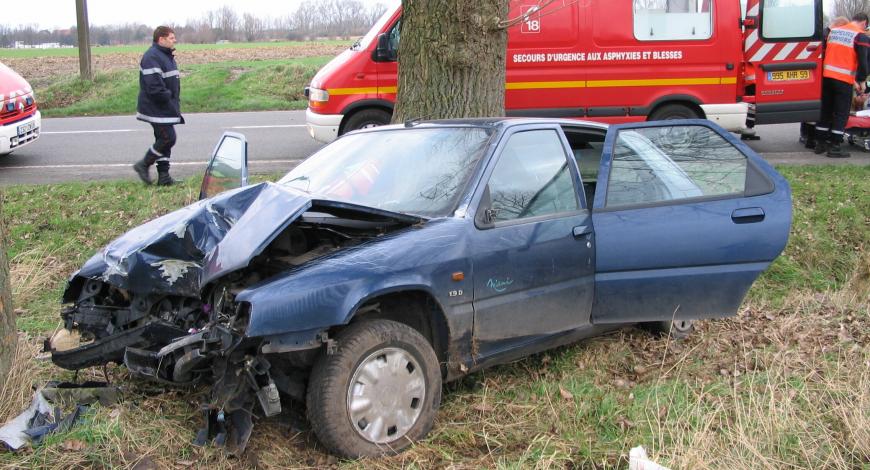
[3,44,346,87]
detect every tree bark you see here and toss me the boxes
[392,0,509,122]
[0,193,15,383]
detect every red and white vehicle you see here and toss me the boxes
[0,61,40,155]
[305,0,823,143]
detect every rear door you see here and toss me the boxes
[744,0,824,124]
[590,120,791,323]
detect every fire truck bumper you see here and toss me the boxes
[305,108,342,144]
[700,103,749,133]
[0,110,40,155]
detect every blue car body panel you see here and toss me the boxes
[590,120,791,322]
[238,218,472,339]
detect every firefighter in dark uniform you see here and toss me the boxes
[815,13,870,158]
[133,26,184,185]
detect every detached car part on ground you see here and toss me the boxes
[48,118,791,457]
[0,61,40,155]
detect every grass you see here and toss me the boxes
[0,165,868,468]
[36,57,331,117]
[0,41,351,58]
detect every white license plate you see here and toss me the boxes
[17,121,36,136]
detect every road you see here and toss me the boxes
[1,111,867,186]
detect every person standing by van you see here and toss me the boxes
[814,13,870,158]
[133,26,184,185]
[801,16,850,149]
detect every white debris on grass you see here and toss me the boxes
[629,446,670,470]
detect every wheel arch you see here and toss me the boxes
[646,95,706,120]
[342,287,451,378]
[339,100,395,135]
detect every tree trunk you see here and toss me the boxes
[392,0,509,122]
[0,194,15,383]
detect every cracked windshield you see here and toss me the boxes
[278,127,494,217]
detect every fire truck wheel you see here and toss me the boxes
[343,109,392,134]
[648,104,702,121]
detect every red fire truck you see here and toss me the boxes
[305,0,824,143]
[0,61,40,155]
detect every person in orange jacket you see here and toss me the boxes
[814,13,870,158]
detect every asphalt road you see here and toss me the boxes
[1,111,867,186]
[0,111,324,185]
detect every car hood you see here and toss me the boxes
[65,182,422,300]
[0,62,32,97]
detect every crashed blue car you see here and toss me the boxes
[48,118,791,457]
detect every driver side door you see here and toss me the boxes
[470,126,595,359]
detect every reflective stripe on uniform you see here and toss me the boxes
[149,146,163,156]
[141,68,179,79]
[137,112,181,124]
[824,64,856,76]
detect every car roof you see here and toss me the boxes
[344,117,609,137]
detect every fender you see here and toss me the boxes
[236,218,472,339]
[340,99,394,119]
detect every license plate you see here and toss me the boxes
[767,70,810,82]
[17,121,36,136]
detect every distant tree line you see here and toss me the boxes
[0,1,389,47]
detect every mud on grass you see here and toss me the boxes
[1,165,868,468]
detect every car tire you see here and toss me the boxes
[641,319,695,340]
[648,104,702,121]
[306,319,441,458]
[342,108,392,134]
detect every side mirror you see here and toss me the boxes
[199,132,248,200]
[474,185,496,229]
[374,33,397,62]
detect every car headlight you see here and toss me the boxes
[308,87,329,104]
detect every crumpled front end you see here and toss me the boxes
[46,183,422,453]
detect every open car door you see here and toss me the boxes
[590,120,791,324]
[199,132,249,200]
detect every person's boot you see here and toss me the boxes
[813,140,829,155]
[133,152,159,185]
[826,142,851,158]
[156,167,176,186]
[804,139,817,150]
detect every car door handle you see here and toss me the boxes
[805,44,819,52]
[731,207,765,224]
[573,225,592,237]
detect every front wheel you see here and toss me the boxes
[306,319,442,458]
[342,108,392,135]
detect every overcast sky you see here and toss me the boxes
[6,0,400,30]
[5,0,836,31]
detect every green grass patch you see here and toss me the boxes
[749,165,870,305]
[37,57,331,117]
[1,165,867,468]
[0,41,351,58]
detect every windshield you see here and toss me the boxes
[279,127,494,217]
[352,4,400,51]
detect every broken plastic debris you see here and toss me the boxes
[0,382,120,451]
[149,259,201,285]
[629,446,670,470]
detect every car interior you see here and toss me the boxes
[560,126,606,209]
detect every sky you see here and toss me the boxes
[6,0,401,30]
[4,0,837,31]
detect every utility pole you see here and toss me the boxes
[75,0,93,80]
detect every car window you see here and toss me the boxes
[605,125,748,208]
[634,0,713,41]
[487,129,578,223]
